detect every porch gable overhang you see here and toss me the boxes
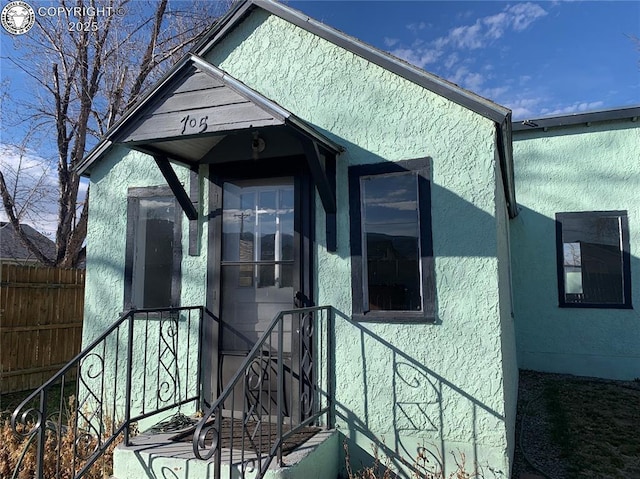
[77,54,342,175]
[78,54,342,250]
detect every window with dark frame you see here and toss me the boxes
[555,211,631,308]
[124,187,182,309]
[349,158,435,322]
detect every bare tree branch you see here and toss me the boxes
[2,0,231,267]
[0,169,55,266]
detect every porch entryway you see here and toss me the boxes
[9,54,342,479]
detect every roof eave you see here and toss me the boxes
[191,55,343,155]
[513,105,640,132]
[78,51,343,176]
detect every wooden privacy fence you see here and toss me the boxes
[1,264,85,394]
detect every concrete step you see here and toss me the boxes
[112,429,340,479]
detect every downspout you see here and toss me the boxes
[496,115,518,218]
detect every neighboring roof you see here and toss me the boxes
[78,0,517,216]
[513,105,640,133]
[0,222,55,262]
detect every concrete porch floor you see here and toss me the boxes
[112,427,341,479]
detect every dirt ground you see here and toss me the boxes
[512,370,640,479]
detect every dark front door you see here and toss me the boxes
[209,162,312,424]
[220,177,296,349]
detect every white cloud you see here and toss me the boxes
[519,75,533,86]
[502,96,547,119]
[388,2,548,73]
[444,53,459,70]
[484,12,509,40]
[496,94,606,120]
[548,101,605,115]
[384,37,399,48]
[463,72,485,91]
[0,145,58,237]
[479,85,510,101]
[392,47,443,67]
[407,21,429,34]
[449,21,485,49]
[447,66,488,91]
[511,105,538,119]
[447,2,547,50]
[507,3,548,31]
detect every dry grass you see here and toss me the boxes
[345,442,395,479]
[0,395,123,479]
[543,377,640,478]
[344,441,483,479]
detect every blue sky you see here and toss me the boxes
[1,0,638,237]
[290,0,640,119]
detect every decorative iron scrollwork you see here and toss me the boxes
[246,357,268,391]
[300,312,314,338]
[158,318,180,404]
[194,420,220,460]
[240,457,256,474]
[191,305,333,478]
[9,306,206,479]
[300,391,314,416]
[11,406,43,438]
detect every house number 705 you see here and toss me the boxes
[180,114,208,134]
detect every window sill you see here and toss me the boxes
[121,310,182,320]
[558,303,633,310]
[352,311,436,324]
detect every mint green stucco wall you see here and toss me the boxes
[203,10,516,476]
[512,120,640,380]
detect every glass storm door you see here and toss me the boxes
[218,177,298,417]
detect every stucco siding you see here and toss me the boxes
[207,10,512,475]
[495,159,518,464]
[512,120,640,380]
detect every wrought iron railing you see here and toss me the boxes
[192,305,334,479]
[10,306,210,479]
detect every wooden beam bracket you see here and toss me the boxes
[154,155,198,221]
[299,137,337,252]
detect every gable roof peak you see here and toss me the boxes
[195,0,511,124]
[192,0,517,217]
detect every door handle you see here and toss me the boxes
[294,291,306,308]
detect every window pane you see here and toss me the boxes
[279,188,295,261]
[560,214,624,305]
[223,183,294,263]
[136,197,175,308]
[222,184,255,262]
[361,172,421,311]
[220,180,296,350]
[563,243,583,294]
[221,264,293,351]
